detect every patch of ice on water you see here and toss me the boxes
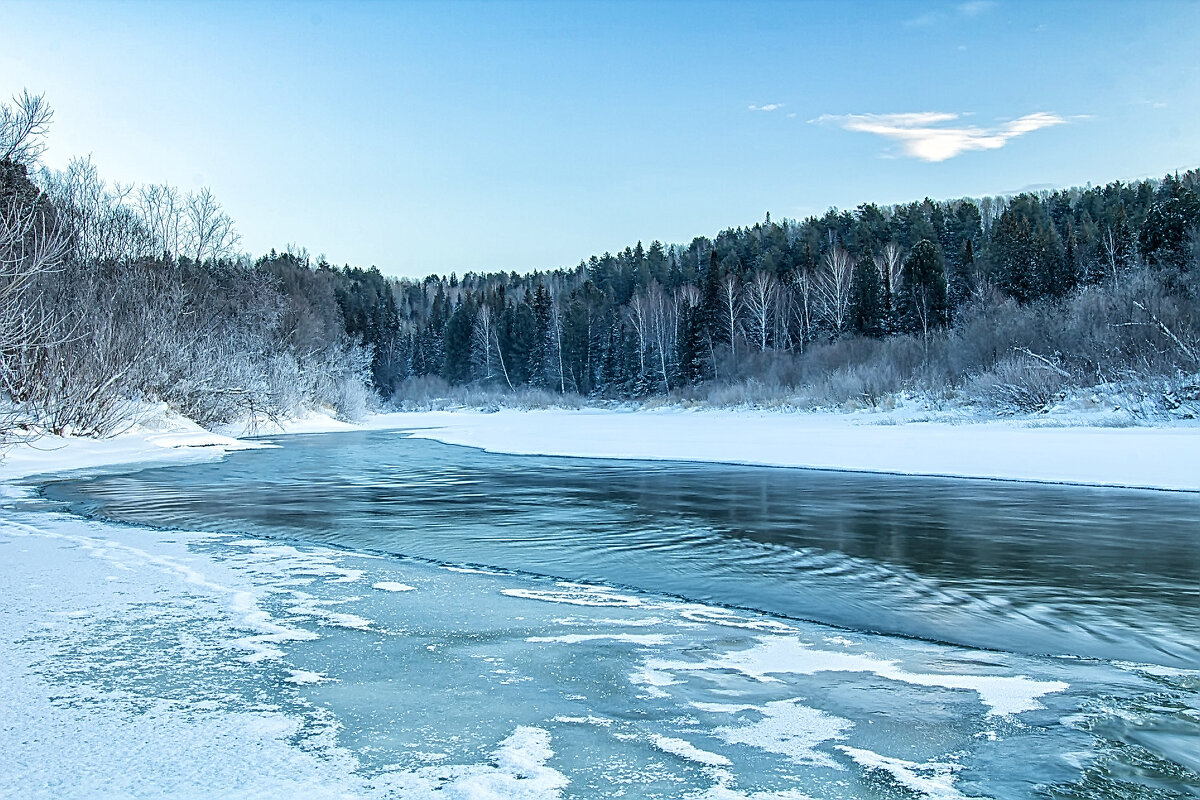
[1112,660,1200,679]
[680,606,798,634]
[629,661,681,697]
[285,669,331,685]
[378,726,568,799]
[657,636,1067,716]
[243,544,364,584]
[822,635,857,647]
[372,581,416,592]
[527,633,671,646]
[691,702,760,714]
[836,746,967,800]
[501,586,642,608]
[551,715,614,726]
[284,602,373,631]
[691,786,814,800]
[552,616,667,627]
[444,565,506,576]
[650,734,732,767]
[711,699,852,769]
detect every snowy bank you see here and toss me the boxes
[341,408,1200,492]
[0,408,266,485]
[5,405,1199,492]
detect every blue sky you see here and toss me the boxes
[4,0,1198,277]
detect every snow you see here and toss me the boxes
[650,636,1068,716]
[0,504,573,800]
[836,746,968,800]
[0,406,265,484]
[709,699,853,769]
[7,405,1197,492]
[500,585,644,607]
[372,581,416,592]
[526,633,673,646]
[650,734,734,767]
[353,408,1200,492]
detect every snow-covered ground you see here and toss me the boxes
[270,408,1198,492]
[4,402,1197,497]
[10,405,1195,491]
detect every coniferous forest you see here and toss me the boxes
[3,91,1199,437]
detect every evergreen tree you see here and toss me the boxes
[848,248,884,337]
[948,237,975,317]
[675,304,708,385]
[528,283,553,387]
[901,239,948,339]
[441,295,476,384]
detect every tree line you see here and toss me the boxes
[3,89,1199,441]
[333,165,1198,411]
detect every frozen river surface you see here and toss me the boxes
[7,430,1200,799]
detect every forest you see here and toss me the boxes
[3,90,1199,439]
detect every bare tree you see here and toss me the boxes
[626,291,651,380]
[645,281,674,390]
[1,185,70,433]
[550,293,567,393]
[743,270,778,352]
[791,271,814,353]
[720,273,742,363]
[472,302,495,380]
[41,156,154,263]
[817,245,854,332]
[875,241,904,300]
[137,183,186,259]
[0,91,53,165]
[1103,226,1124,284]
[185,187,240,263]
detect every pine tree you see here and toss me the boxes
[901,239,948,340]
[848,248,884,337]
[442,295,476,384]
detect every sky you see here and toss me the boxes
[4,0,1199,278]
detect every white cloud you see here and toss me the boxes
[748,103,784,112]
[957,0,996,17]
[906,1,996,26]
[816,111,1067,162]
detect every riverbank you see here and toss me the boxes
[6,406,1199,492]
[367,408,1200,491]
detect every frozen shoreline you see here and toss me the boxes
[4,406,1198,491]
[372,408,1200,492]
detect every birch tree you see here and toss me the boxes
[817,246,853,333]
[720,273,742,362]
[743,270,778,352]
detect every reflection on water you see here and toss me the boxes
[44,430,1200,667]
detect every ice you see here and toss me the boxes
[836,746,968,800]
[709,699,853,768]
[527,633,672,646]
[286,669,332,685]
[501,586,643,608]
[382,408,1200,492]
[650,734,733,767]
[373,581,416,592]
[656,636,1068,716]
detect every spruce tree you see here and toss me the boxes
[848,249,884,337]
[441,295,476,384]
[901,239,948,339]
